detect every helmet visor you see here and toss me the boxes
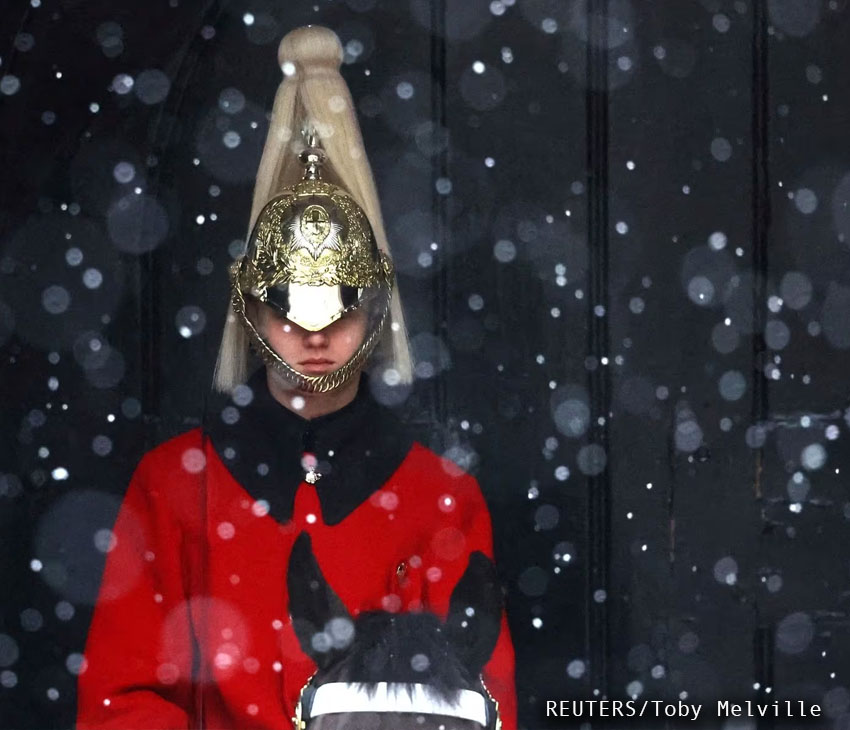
[256,281,383,332]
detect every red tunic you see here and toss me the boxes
[76,374,517,730]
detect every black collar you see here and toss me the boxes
[202,368,417,525]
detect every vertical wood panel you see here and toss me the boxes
[585,0,613,697]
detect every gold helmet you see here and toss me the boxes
[229,134,394,393]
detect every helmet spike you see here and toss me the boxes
[299,128,326,181]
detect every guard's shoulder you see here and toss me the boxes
[405,440,468,475]
[404,441,485,498]
[135,428,206,477]
[129,428,207,527]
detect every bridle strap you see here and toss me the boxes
[303,681,490,726]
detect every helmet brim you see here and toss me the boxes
[258,281,384,332]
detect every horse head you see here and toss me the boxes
[286,532,503,730]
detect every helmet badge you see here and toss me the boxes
[288,204,342,260]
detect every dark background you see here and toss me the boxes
[2,0,850,728]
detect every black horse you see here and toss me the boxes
[286,532,503,730]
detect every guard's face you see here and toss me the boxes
[253,301,369,378]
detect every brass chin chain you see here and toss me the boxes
[229,264,393,394]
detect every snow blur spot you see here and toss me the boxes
[327,617,355,649]
[786,472,810,502]
[93,529,117,553]
[107,194,169,254]
[410,653,430,672]
[218,88,246,115]
[96,21,124,57]
[21,608,43,632]
[626,680,644,698]
[493,239,516,264]
[381,594,402,612]
[768,0,822,37]
[764,319,790,350]
[577,444,607,475]
[66,653,88,676]
[230,383,254,408]
[156,663,179,685]
[518,566,548,597]
[535,504,560,530]
[567,659,586,678]
[134,69,170,105]
[113,161,136,183]
[800,443,826,471]
[223,131,241,149]
[0,635,20,667]
[221,406,240,425]
[687,275,715,306]
[779,272,812,310]
[718,370,747,401]
[0,75,21,95]
[111,73,134,94]
[82,268,103,289]
[553,541,574,564]
[708,231,727,251]
[379,491,399,511]
[675,413,704,453]
[793,187,818,214]
[42,285,71,314]
[713,13,731,32]
[181,448,206,474]
[713,556,738,586]
[710,137,732,162]
[175,305,207,338]
[775,612,814,654]
[468,293,484,311]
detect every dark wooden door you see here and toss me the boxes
[1,1,849,728]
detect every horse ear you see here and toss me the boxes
[444,551,503,677]
[286,532,354,670]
